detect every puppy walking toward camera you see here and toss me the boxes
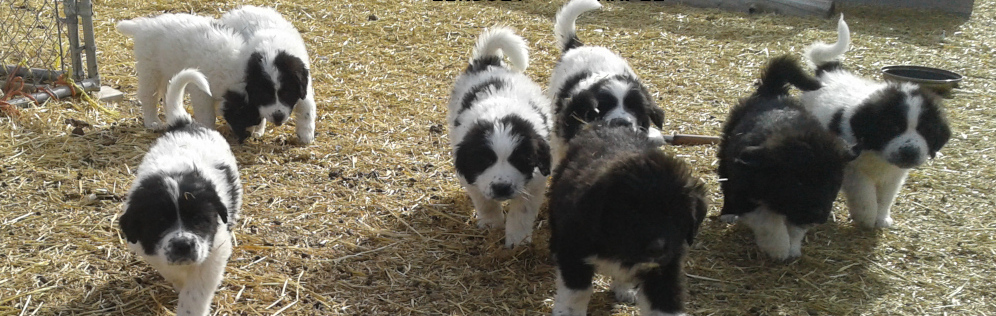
[447,28,552,248]
[549,121,707,316]
[548,0,666,166]
[118,8,316,144]
[119,69,242,316]
[797,16,951,229]
[219,6,316,144]
[717,56,855,260]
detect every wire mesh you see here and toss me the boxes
[0,0,67,86]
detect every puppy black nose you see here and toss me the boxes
[167,238,196,263]
[894,146,921,168]
[608,118,632,128]
[491,183,514,199]
[272,112,287,126]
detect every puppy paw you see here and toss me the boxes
[144,119,166,130]
[788,245,803,259]
[719,214,739,223]
[296,124,315,145]
[610,283,637,303]
[503,230,532,248]
[475,215,504,230]
[876,216,894,229]
[646,127,666,146]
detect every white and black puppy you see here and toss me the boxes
[219,5,316,144]
[549,121,707,316]
[797,16,951,229]
[118,9,314,144]
[548,0,666,165]
[447,27,552,248]
[718,56,855,260]
[119,69,242,316]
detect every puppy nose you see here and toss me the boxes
[490,183,514,199]
[608,118,632,128]
[167,238,196,262]
[894,146,921,168]
[272,112,287,126]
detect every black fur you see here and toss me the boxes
[466,55,503,74]
[562,35,583,53]
[454,115,551,184]
[459,78,507,115]
[549,122,707,314]
[850,86,950,163]
[274,51,308,110]
[556,74,664,144]
[718,57,854,225]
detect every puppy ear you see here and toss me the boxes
[535,138,551,176]
[296,65,309,98]
[648,105,665,129]
[735,146,766,168]
[847,144,862,161]
[686,193,708,245]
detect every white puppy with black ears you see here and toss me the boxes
[796,16,951,229]
[119,69,242,316]
[447,27,552,248]
[220,5,317,144]
[547,0,667,166]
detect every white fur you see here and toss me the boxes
[552,268,594,316]
[802,16,935,229]
[220,6,317,144]
[448,28,551,248]
[739,206,810,260]
[123,69,240,316]
[548,0,664,164]
[117,14,245,131]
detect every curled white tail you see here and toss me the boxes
[115,19,141,37]
[471,27,530,72]
[164,69,212,126]
[805,14,850,67]
[554,0,601,52]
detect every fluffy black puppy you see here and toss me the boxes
[717,55,854,261]
[549,121,707,316]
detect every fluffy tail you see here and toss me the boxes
[805,14,849,67]
[470,27,530,72]
[164,69,212,127]
[755,55,822,97]
[115,19,142,37]
[554,0,601,52]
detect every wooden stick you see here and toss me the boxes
[665,133,722,146]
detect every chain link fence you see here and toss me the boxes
[1,0,100,108]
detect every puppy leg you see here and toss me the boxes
[842,167,879,229]
[294,96,317,144]
[177,233,232,316]
[464,186,503,229]
[637,259,686,316]
[251,118,267,138]
[740,208,790,261]
[504,177,545,247]
[786,224,810,258]
[137,66,164,130]
[552,261,595,316]
[189,90,217,129]
[874,169,909,229]
[609,273,638,304]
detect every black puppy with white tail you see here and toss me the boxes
[717,56,855,261]
[119,69,242,316]
[549,120,707,316]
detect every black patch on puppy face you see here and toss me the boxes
[454,115,550,184]
[555,71,593,114]
[274,51,308,109]
[849,87,909,152]
[119,171,227,255]
[913,90,951,158]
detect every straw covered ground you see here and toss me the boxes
[2,0,995,315]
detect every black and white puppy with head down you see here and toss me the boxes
[119,69,242,316]
[549,121,707,316]
[219,5,316,144]
[118,7,315,144]
[797,16,951,229]
[447,27,552,248]
[548,0,666,166]
[718,56,855,260]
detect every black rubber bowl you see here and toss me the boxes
[881,65,963,97]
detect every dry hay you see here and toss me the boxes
[1,0,994,315]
